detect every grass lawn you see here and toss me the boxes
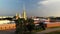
[46,30,60,34]
[46,26,60,34]
[35,28,44,32]
[26,28,44,34]
[47,26,60,29]
[26,26,60,34]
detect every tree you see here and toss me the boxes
[15,18,34,34]
[27,18,34,32]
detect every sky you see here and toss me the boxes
[0,0,60,17]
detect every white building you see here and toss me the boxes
[0,20,15,24]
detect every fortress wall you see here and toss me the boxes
[1,22,60,30]
[0,24,16,30]
[46,22,60,28]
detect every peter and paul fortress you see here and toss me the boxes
[15,5,27,20]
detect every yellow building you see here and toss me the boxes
[16,13,19,20]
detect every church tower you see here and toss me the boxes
[16,13,19,19]
[22,5,27,20]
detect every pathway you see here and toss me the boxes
[37,28,60,34]
[0,28,60,34]
[0,29,15,34]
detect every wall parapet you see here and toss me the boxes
[0,24,16,30]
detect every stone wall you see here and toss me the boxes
[46,22,60,28]
[0,22,60,30]
[0,24,16,30]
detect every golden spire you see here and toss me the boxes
[22,4,27,20]
[19,13,22,18]
[16,13,19,19]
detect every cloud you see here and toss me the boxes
[35,0,60,17]
[38,0,60,5]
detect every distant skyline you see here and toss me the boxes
[0,0,60,17]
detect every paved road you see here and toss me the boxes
[0,29,15,34]
[0,28,60,34]
[37,28,60,34]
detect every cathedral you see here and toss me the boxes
[15,6,27,20]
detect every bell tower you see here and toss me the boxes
[22,4,27,20]
[16,13,19,20]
